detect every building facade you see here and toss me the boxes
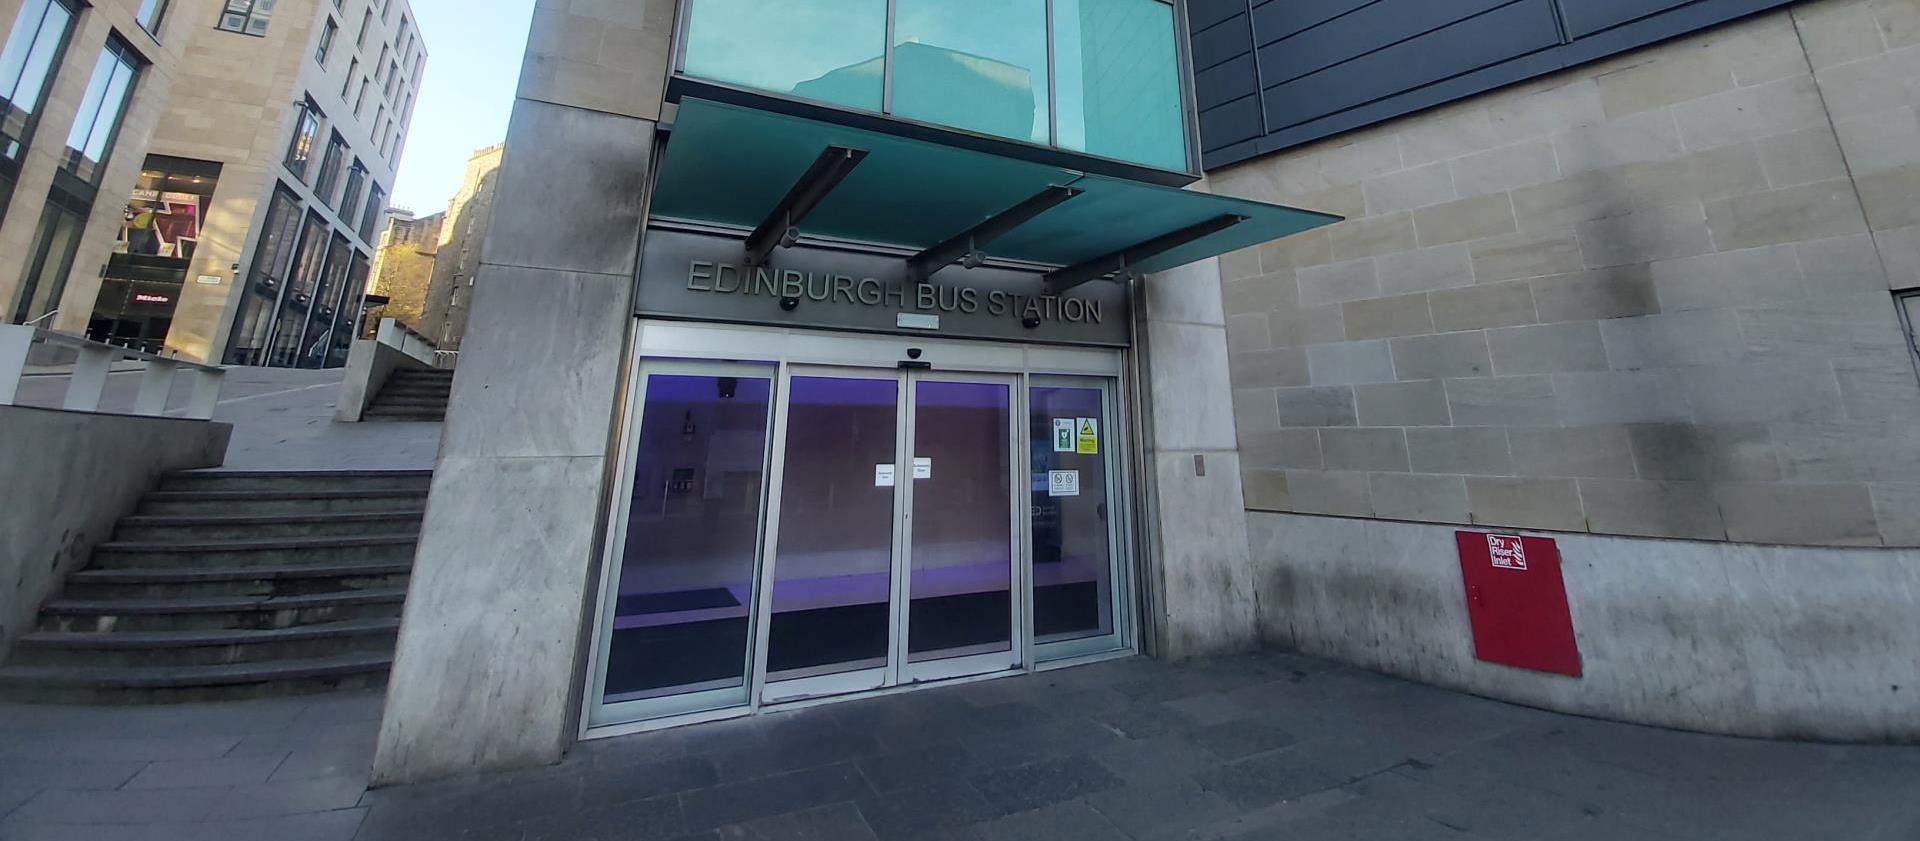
[0,0,214,337]
[364,207,439,331]
[417,142,501,351]
[371,0,1920,785]
[109,0,425,366]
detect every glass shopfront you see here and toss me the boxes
[586,326,1133,730]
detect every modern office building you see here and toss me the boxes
[0,0,213,338]
[94,0,426,366]
[364,207,439,330]
[371,0,1920,785]
[416,142,501,351]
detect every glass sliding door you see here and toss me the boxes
[760,371,901,700]
[1028,376,1128,660]
[590,361,776,726]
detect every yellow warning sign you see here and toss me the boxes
[1075,417,1099,455]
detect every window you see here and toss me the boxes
[686,0,888,112]
[1900,292,1920,372]
[384,59,398,97]
[1053,0,1185,170]
[372,102,383,136]
[8,188,85,323]
[62,37,140,185]
[358,183,384,241]
[217,0,275,36]
[374,44,388,78]
[283,97,320,179]
[410,50,422,80]
[890,0,1049,143]
[315,17,336,66]
[339,158,367,220]
[224,184,301,364]
[341,57,357,97]
[314,131,346,204]
[0,0,78,220]
[355,9,371,47]
[135,0,172,35]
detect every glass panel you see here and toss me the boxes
[1053,0,1186,171]
[225,187,301,364]
[1,0,76,154]
[267,214,328,367]
[683,0,887,111]
[767,375,898,680]
[603,373,773,705]
[907,380,1013,661]
[9,200,82,322]
[890,0,1048,143]
[1029,385,1115,643]
[296,234,351,368]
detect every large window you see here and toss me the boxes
[679,0,1190,171]
[315,17,336,66]
[225,184,301,364]
[136,0,172,35]
[890,0,1049,144]
[217,0,275,36]
[284,97,320,180]
[314,130,346,204]
[339,159,367,220]
[62,38,141,185]
[0,0,77,220]
[8,189,84,323]
[358,182,384,241]
[267,211,329,367]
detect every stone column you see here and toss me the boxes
[1136,256,1261,659]
[372,0,675,784]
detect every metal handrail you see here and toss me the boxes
[22,309,59,327]
[0,325,225,419]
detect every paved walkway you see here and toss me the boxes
[3,652,1917,840]
[13,364,442,470]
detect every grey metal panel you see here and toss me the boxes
[1190,11,1252,72]
[1195,53,1259,111]
[1188,0,1246,33]
[1192,0,1798,171]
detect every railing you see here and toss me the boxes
[0,325,225,420]
[375,318,439,367]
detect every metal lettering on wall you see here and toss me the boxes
[636,227,1131,347]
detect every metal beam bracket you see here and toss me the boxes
[1042,214,1247,294]
[906,185,1082,281]
[744,145,869,267]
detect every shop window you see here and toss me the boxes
[315,17,337,66]
[61,37,141,185]
[266,211,330,367]
[0,0,79,225]
[890,0,1049,144]
[112,154,219,269]
[313,130,346,205]
[217,0,275,36]
[136,0,172,36]
[225,184,302,364]
[284,97,321,180]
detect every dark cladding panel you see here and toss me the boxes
[1260,1,1560,134]
[1255,0,1523,87]
[1191,0,1799,170]
[1558,0,1693,38]
[1195,53,1259,111]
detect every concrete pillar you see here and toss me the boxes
[370,98,653,784]
[1136,256,1261,659]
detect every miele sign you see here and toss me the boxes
[635,227,1131,347]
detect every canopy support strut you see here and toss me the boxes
[744,145,868,267]
[906,185,1083,282]
[1043,214,1248,294]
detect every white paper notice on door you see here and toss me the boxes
[1052,418,1075,453]
[1048,470,1080,497]
[913,457,932,479]
[875,464,896,487]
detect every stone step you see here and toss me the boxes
[369,396,450,409]
[361,410,446,422]
[8,620,402,669]
[89,534,418,569]
[37,588,408,633]
[139,489,429,516]
[377,381,453,393]
[160,469,433,493]
[60,562,412,600]
[0,652,393,704]
[115,510,426,541]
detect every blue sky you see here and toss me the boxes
[388,0,533,214]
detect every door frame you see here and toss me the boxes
[581,321,1137,738]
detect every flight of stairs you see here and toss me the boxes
[0,469,430,704]
[363,367,454,422]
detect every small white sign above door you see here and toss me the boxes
[875,464,896,487]
[1048,470,1080,497]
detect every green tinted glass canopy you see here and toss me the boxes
[652,98,1341,282]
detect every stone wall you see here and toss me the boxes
[366,211,442,332]
[1210,3,1920,548]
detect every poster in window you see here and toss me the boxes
[116,189,202,261]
